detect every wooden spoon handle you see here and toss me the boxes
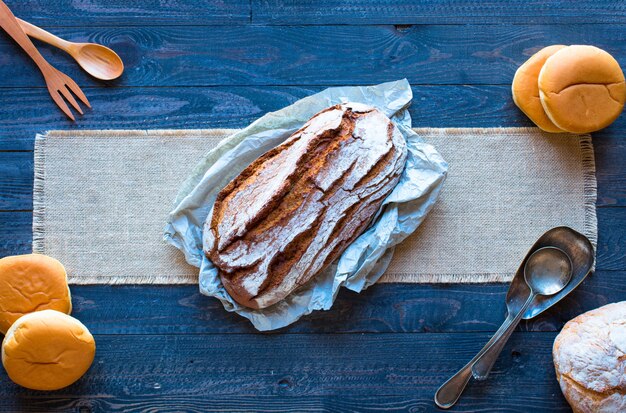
[0,0,50,70]
[17,17,72,52]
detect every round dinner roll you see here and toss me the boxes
[2,310,95,390]
[0,254,72,334]
[539,45,626,133]
[512,45,566,132]
[553,301,626,413]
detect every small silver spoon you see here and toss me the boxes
[471,247,572,377]
[434,246,573,409]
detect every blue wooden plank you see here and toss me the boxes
[0,212,31,255]
[1,85,624,153]
[252,0,626,25]
[0,152,32,210]
[0,85,526,150]
[0,86,318,151]
[4,0,625,26]
[595,130,626,206]
[0,394,571,413]
[5,0,250,26]
[0,332,569,412]
[0,24,624,88]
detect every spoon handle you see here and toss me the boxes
[471,313,518,380]
[16,18,72,52]
[434,294,535,409]
[472,295,534,380]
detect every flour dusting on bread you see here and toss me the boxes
[203,103,407,309]
[553,301,626,413]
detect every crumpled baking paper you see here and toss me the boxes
[164,79,448,331]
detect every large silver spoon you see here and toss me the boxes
[434,246,572,409]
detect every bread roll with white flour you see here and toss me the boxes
[553,301,626,413]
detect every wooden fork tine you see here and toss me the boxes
[49,89,75,121]
[63,76,91,108]
[59,86,83,115]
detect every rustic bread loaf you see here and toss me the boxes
[203,103,407,309]
[553,301,626,413]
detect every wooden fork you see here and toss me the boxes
[0,0,90,120]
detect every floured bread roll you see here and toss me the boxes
[204,103,407,309]
[553,301,626,413]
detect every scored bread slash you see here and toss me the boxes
[203,103,407,309]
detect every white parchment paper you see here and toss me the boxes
[164,79,448,330]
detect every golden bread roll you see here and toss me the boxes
[553,301,625,413]
[512,45,566,132]
[0,254,72,334]
[2,310,95,390]
[539,45,626,133]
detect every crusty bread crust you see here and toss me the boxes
[553,301,626,413]
[203,103,407,309]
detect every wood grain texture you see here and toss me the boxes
[0,152,32,210]
[596,208,626,271]
[5,0,626,26]
[594,131,626,206]
[0,212,31,255]
[0,24,624,88]
[0,85,526,151]
[0,394,574,413]
[0,1,624,411]
[0,332,568,412]
[253,0,626,25]
[5,0,250,26]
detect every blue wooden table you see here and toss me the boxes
[0,1,625,412]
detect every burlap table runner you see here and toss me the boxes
[33,128,597,284]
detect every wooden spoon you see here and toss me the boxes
[17,18,124,80]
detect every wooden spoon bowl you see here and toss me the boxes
[70,42,124,80]
[18,18,124,81]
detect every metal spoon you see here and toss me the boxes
[17,18,124,80]
[434,246,573,409]
[471,227,594,381]
[471,247,573,380]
